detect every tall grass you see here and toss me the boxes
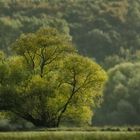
[0,131,140,140]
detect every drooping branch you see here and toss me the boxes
[23,50,36,71]
[55,71,94,126]
[39,46,66,77]
[56,67,77,126]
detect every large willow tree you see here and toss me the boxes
[0,28,107,127]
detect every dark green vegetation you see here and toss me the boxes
[94,63,140,125]
[0,131,140,140]
[1,0,140,66]
[0,0,140,127]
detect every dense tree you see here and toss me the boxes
[0,28,107,127]
[93,62,140,125]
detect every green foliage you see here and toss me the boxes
[1,0,140,127]
[0,0,140,67]
[0,28,107,127]
[93,62,140,125]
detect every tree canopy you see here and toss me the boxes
[0,28,107,127]
[93,62,140,125]
[0,0,140,68]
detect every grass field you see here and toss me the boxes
[0,131,140,140]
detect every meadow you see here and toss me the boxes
[0,130,140,140]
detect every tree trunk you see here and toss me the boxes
[18,113,58,128]
[32,120,57,128]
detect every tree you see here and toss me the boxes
[93,62,140,125]
[0,28,107,127]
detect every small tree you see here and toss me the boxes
[0,28,107,127]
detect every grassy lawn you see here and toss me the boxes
[0,131,140,140]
